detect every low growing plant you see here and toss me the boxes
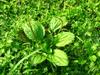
[9,16,75,73]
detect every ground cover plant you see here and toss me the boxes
[0,0,100,75]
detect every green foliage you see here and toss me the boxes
[49,17,62,32]
[49,17,67,32]
[47,49,68,66]
[31,52,47,65]
[22,19,45,41]
[0,0,100,75]
[30,21,45,41]
[54,32,75,47]
[21,16,73,67]
[22,22,34,40]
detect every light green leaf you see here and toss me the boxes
[47,49,68,66]
[49,17,62,32]
[60,16,67,26]
[22,20,45,41]
[31,21,45,41]
[49,17,67,32]
[97,51,100,57]
[54,32,75,47]
[31,52,47,65]
[89,55,97,62]
[22,23,34,40]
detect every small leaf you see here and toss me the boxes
[31,52,47,65]
[22,23,34,40]
[97,51,100,57]
[47,49,68,66]
[49,17,62,32]
[89,55,97,62]
[49,16,67,32]
[54,32,75,47]
[31,21,45,41]
[60,16,67,26]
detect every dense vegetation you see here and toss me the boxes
[0,0,100,75]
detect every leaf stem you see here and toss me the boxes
[8,50,40,75]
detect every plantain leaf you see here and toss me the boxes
[22,23,34,40]
[31,21,45,41]
[60,16,67,26]
[47,49,68,66]
[49,17,62,32]
[54,32,75,47]
[31,52,47,65]
[49,17,67,32]
[22,19,45,41]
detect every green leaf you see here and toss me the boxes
[31,52,47,65]
[97,51,100,57]
[22,20,45,41]
[47,49,68,66]
[49,16,67,32]
[49,17,62,32]
[89,55,97,62]
[31,21,45,41]
[22,23,34,40]
[60,16,67,26]
[54,32,75,47]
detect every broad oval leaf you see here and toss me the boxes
[49,17,67,32]
[47,49,68,66]
[22,23,34,40]
[31,21,45,41]
[31,52,47,65]
[49,17,62,32]
[22,19,45,41]
[54,32,75,47]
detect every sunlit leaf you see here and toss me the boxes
[54,32,75,47]
[89,55,97,62]
[49,17,62,32]
[22,23,34,40]
[97,51,100,57]
[49,16,67,32]
[47,49,68,66]
[22,20,45,41]
[31,52,47,65]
